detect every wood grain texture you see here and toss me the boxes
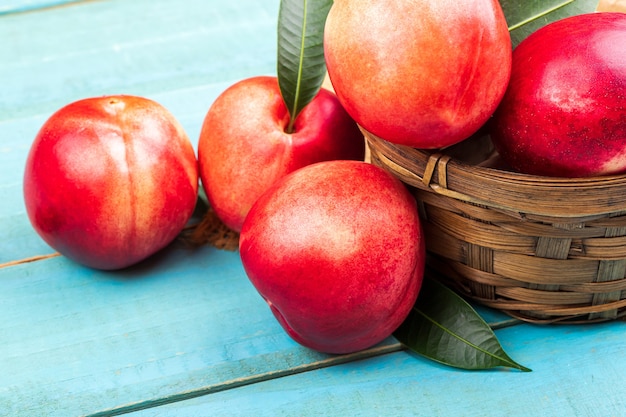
[0,0,85,15]
[0,242,515,416]
[0,0,278,263]
[1,1,625,416]
[0,243,397,416]
[0,0,279,120]
[128,322,626,417]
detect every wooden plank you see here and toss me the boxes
[0,0,84,15]
[0,0,279,121]
[3,2,621,417]
[0,242,517,416]
[1,113,53,263]
[0,214,55,264]
[127,321,626,417]
[0,0,279,262]
[0,243,390,416]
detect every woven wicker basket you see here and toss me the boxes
[364,127,626,323]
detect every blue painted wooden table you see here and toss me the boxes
[1,1,625,416]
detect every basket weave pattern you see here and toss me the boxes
[365,129,626,323]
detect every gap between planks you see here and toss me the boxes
[0,0,94,16]
[1,244,522,416]
[83,343,406,417]
[84,315,522,416]
[0,252,60,268]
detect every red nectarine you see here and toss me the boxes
[239,160,425,354]
[23,95,198,270]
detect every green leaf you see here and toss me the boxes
[394,277,532,372]
[277,0,332,133]
[500,0,599,46]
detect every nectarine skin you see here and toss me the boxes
[324,0,511,149]
[197,76,365,233]
[23,95,199,270]
[239,160,425,354]
[490,13,626,177]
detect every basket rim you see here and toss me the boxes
[364,128,626,219]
